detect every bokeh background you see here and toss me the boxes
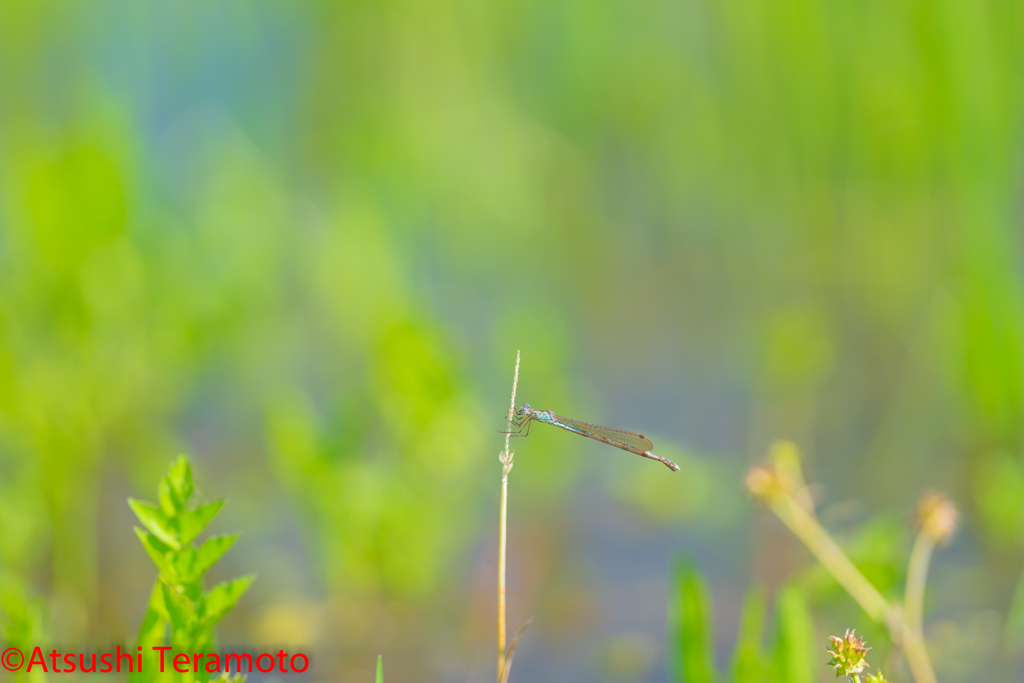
[2,1,1024,681]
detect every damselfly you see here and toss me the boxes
[505,403,679,471]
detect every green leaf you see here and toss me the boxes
[192,640,215,683]
[165,456,195,505]
[184,630,214,658]
[193,533,240,576]
[160,455,196,515]
[169,540,234,593]
[172,545,198,580]
[376,655,383,683]
[672,561,717,683]
[132,584,169,683]
[140,582,168,640]
[165,546,207,603]
[202,574,256,626]
[732,586,767,683]
[129,498,180,549]
[159,580,196,632]
[134,528,177,580]
[135,605,165,648]
[177,500,225,546]
[159,479,181,517]
[769,584,815,683]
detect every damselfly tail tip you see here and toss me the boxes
[665,459,680,472]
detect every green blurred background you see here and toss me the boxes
[1,1,1023,681]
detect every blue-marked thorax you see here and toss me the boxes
[531,410,557,425]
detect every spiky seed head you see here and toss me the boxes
[826,629,871,678]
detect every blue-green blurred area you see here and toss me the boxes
[1,1,1023,681]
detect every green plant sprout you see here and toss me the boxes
[746,441,958,683]
[129,455,255,683]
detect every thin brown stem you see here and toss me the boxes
[497,351,520,683]
[497,474,509,682]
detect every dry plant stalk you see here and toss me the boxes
[747,442,952,683]
[497,350,520,683]
[905,491,958,640]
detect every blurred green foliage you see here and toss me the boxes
[731,587,766,683]
[673,562,717,683]
[0,591,47,683]
[973,451,1024,547]
[1,0,1024,680]
[769,586,816,683]
[672,563,817,683]
[1007,572,1024,655]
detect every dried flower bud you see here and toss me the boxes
[917,491,958,544]
[746,463,787,503]
[826,629,871,678]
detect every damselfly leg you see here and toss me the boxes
[498,411,532,437]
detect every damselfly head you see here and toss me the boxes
[518,402,531,415]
